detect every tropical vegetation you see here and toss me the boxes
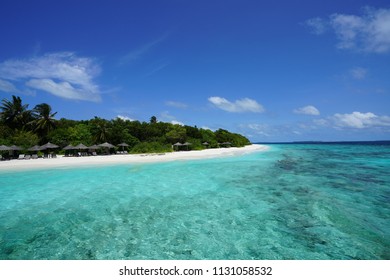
[0,95,251,154]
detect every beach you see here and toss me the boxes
[0,144,268,171]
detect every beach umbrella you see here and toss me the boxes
[183,142,192,151]
[117,142,129,151]
[173,142,183,151]
[221,142,232,147]
[0,145,10,158]
[74,143,88,156]
[9,145,22,151]
[99,142,115,155]
[88,144,100,150]
[202,142,209,146]
[0,145,10,151]
[40,142,59,150]
[63,144,75,156]
[98,142,115,148]
[63,144,75,150]
[74,143,88,149]
[28,145,42,152]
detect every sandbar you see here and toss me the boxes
[0,144,269,172]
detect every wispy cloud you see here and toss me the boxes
[293,105,320,115]
[120,33,169,65]
[208,96,264,113]
[305,17,327,35]
[165,101,188,109]
[350,67,367,80]
[159,111,183,125]
[0,79,21,94]
[306,7,390,53]
[144,62,169,77]
[0,52,101,102]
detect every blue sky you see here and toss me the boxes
[1,0,390,142]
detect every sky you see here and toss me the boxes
[0,0,390,142]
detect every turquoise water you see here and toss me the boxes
[0,143,389,260]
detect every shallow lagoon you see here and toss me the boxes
[0,144,389,259]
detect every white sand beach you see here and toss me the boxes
[0,144,269,171]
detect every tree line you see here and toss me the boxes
[0,95,251,153]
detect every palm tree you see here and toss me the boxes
[90,117,110,143]
[0,95,32,129]
[32,103,57,140]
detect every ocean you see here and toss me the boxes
[0,142,389,259]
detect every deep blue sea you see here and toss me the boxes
[0,143,389,259]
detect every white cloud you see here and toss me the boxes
[293,105,320,115]
[332,111,390,128]
[120,33,169,65]
[307,7,390,53]
[313,118,329,126]
[246,124,272,137]
[159,111,184,125]
[350,67,367,80]
[116,115,135,121]
[305,17,327,35]
[171,120,184,126]
[0,79,20,94]
[165,101,188,109]
[208,96,264,113]
[0,52,101,102]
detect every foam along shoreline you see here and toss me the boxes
[0,144,269,171]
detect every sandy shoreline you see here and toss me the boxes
[0,144,269,172]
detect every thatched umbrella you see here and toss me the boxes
[98,142,115,148]
[98,142,115,154]
[63,144,75,156]
[74,143,88,156]
[40,142,60,157]
[173,142,183,151]
[9,145,22,151]
[63,144,75,150]
[0,145,10,151]
[75,143,88,149]
[40,142,59,149]
[0,145,10,159]
[202,142,209,149]
[221,142,232,147]
[117,142,129,151]
[88,144,100,150]
[183,142,192,151]
[28,145,42,152]
[7,145,23,158]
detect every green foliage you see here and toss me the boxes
[0,95,33,130]
[89,117,111,143]
[215,129,250,147]
[200,128,218,148]
[12,130,39,149]
[130,142,172,154]
[165,125,187,144]
[32,103,57,143]
[0,96,251,153]
[150,116,157,124]
[67,124,93,145]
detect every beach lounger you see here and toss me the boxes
[92,152,97,156]
[18,154,25,160]
[32,154,38,159]
[24,155,31,160]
